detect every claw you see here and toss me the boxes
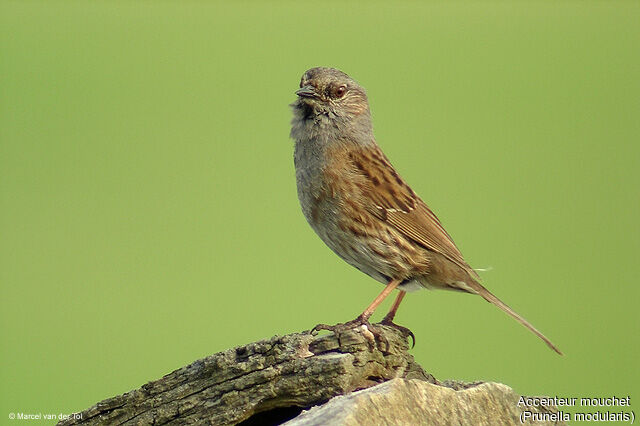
[312,315,386,350]
[378,319,416,348]
[311,323,333,334]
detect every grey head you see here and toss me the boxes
[290,67,373,144]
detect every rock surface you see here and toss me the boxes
[285,378,564,426]
[58,326,565,425]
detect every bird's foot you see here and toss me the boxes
[378,317,416,348]
[312,314,373,335]
[312,315,387,350]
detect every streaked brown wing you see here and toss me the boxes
[348,145,478,278]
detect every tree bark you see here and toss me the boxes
[58,325,564,425]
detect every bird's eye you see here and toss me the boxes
[334,84,347,98]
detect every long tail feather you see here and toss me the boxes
[469,281,563,355]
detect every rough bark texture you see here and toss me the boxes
[58,326,564,426]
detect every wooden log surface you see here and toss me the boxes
[59,325,433,425]
[58,325,564,425]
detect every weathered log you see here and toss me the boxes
[58,325,564,425]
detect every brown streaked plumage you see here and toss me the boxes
[290,67,561,354]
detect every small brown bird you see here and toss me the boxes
[290,67,561,355]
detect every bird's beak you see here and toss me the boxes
[296,86,318,98]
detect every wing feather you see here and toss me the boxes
[348,145,479,279]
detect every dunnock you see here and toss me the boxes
[290,67,561,354]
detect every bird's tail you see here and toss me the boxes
[467,280,563,355]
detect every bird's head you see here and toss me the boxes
[293,67,370,120]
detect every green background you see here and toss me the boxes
[1,1,638,423]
